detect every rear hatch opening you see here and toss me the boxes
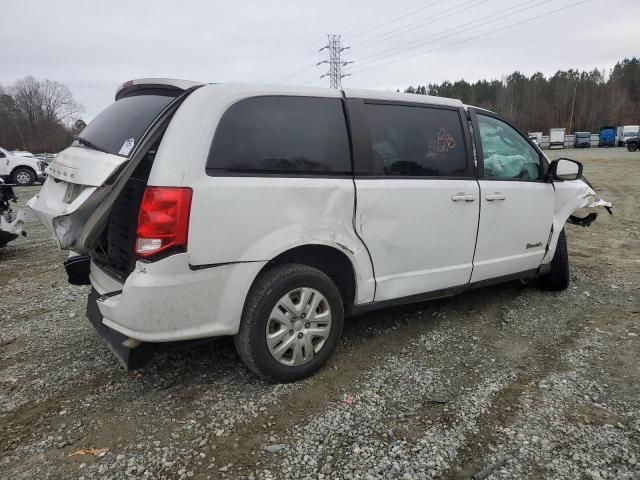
[28,81,202,284]
[90,141,159,282]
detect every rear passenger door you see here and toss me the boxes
[469,109,555,282]
[348,99,479,302]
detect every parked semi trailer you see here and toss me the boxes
[599,126,616,147]
[549,128,566,149]
[574,132,591,148]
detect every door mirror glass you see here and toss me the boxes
[550,158,582,181]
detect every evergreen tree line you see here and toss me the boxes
[405,57,640,134]
[0,76,85,153]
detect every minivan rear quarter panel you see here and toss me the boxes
[148,84,376,304]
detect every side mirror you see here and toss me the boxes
[548,158,583,181]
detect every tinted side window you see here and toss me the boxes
[477,115,542,180]
[365,103,468,177]
[207,96,351,174]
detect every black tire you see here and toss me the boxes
[234,263,344,382]
[540,229,570,291]
[628,143,638,152]
[11,167,36,186]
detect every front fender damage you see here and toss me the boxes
[542,178,612,263]
[567,197,613,228]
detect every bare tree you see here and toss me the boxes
[3,76,84,152]
[11,76,84,128]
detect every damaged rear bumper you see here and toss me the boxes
[85,254,265,369]
[86,288,153,370]
[89,254,265,343]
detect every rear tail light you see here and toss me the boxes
[135,187,192,258]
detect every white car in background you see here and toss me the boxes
[11,150,35,157]
[0,146,46,185]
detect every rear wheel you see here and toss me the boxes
[540,229,569,291]
[11,168,36,186]
[234,264,344,382]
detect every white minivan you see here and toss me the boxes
[29,79,610,381]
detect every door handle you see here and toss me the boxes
[451,193,475,202]
[485,193,506,201]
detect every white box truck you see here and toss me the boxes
[549,128,566,149]
[617,125,640,146]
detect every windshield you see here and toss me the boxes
[623,132,637,137]
[76,92,177,157]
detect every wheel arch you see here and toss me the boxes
[10,164,37,180]
[252,244,358,308]
[542,179,599,264]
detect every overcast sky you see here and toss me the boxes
[2,0,638,120]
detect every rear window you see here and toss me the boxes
[207,96,351,175]
[76,92,177,157]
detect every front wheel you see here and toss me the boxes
[628,143,638,152]
[234,264,344,382]
[540,229,569,291]
[11,168,36,186]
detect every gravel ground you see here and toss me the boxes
[1,148,639,479]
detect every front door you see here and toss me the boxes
[349,98,479,302]
[470,110,555,283]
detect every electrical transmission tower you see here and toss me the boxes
[317,34,353,89]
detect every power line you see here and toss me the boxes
[258,47,318,82]
[350,0,591,77]
[268,0,450,84]
[280,62,323,84]
[263,0,543,85]
[354,0,554,67]
[349,0,488,53]
[339,0,434,38]
[344,0,445,43]
[317,35,352,88]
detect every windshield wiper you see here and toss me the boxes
[73,135,109,154]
